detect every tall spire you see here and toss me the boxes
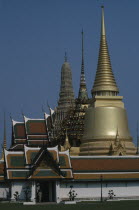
[92,6,119,96]
[78,29,88,100]
[64,52,67,62]
[81,29,84,74]
[1,113,7,160]
[3,113,7,150]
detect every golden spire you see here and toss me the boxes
[115,127,120,146]
[63,129,71,151]
[92,6,119,96]
[1,113,7,160]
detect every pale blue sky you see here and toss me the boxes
[0,0,139,148]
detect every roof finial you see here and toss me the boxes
[64,52,67,62]
[42,105,45,113]
[21,109,24,117]
[47,100,50,109]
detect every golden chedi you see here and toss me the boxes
[80,6,136,156]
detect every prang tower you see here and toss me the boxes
[53,55,75,138]
[80,6,136,156]
[57,54,75,114]
[56,32,90,151]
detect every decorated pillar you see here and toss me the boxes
[31,180,36,202]
[10,182,15,201]
[55,181,61,203]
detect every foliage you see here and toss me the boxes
[13,191,19,201]
[68,185,77,201]
[108,190,116,199]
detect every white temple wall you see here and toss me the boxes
[0,183,10,199]
[11,181,32,201]
[5,180,139,202]
[59,181,139,201]
[102,182,139,198]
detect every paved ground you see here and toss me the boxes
[0,200,139,210]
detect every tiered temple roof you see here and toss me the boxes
[10,114,51,150]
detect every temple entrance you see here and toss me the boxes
[36,181,56,202]
[40,182,49,202]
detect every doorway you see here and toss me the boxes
[36,181,56,202]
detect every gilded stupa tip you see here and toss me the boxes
[92,6,119,96]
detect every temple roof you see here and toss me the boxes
[4,144,139,181]
[70,156,139,181]
[0,161,4,181]
[4,146,73,180]
[10,115,51,148]
[24,117,47,135]
[71,156,139,172]
[12,120,26,140]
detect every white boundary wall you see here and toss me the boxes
[11,181,33,201]
[2,180,139,202]
[0,183,9,199]
[59,181,139,201]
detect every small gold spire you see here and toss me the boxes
[63,129,71,151]
[115,127,120,146]
[92,6,119,96]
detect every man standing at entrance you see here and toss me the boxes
[38,189,42,202]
